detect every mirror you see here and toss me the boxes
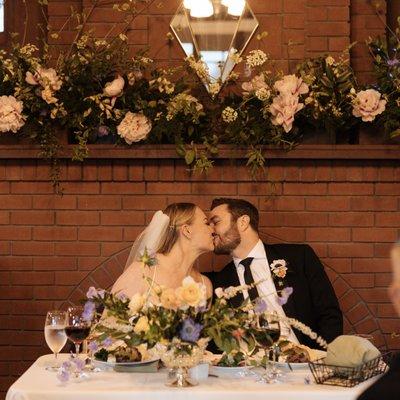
[170,0,259,95]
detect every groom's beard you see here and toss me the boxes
[213,224,241,255]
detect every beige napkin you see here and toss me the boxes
[324,335,381,368]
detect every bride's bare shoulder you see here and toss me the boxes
[111,261,148,295]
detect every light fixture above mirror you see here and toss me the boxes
[170,0,259,95]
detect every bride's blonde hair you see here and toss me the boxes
[157,203,197,254]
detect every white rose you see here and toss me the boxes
[128,293,145,315]
[117,112,152,144]
[0,95,26,133]
[214,287,224,298]
[352,89,386,122]
[103,75,125,97]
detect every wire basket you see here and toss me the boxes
[308,352,392,388]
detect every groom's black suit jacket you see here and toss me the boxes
[206,243,343,348]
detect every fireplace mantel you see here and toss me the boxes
[0,144,399,160]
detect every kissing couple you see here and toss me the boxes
[112,198,343,348]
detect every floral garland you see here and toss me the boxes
[0,4,396,191]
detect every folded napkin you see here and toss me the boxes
[324,335,381,368]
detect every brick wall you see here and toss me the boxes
[47,0,387,77]
[1,0,399,397]
[1,156,400,397]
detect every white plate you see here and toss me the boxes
[93,357,159,368]
[209,365,248,377]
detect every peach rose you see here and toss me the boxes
[352,89,386,122]
[160,288,180,309]
[176,276,206,309]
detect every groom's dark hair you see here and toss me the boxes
[211,198,259,232]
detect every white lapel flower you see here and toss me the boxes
[270,259,288,279]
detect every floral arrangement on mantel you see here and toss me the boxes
[0,1,395,191]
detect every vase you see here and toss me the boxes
[161,344,204,387]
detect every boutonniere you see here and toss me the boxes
[270,259,288,287]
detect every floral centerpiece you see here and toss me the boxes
[84,275,209,386]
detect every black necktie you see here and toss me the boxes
[239,257,259,301]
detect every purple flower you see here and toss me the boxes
[277,286,293,306]
[254,298,267,314]
[179,318,203,343]
[57,368,70,383]
[71,357,85,371]
[116,292,127,301]
[387,58,399,67]
[82,301,95,322]
[88,341,98,353]
[97,125,110,137]
[102,337,113,347]
[86,287,105,299]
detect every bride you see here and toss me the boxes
[111,203,214,300]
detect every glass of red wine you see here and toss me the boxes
[254,312,281,383]
[66,306,91,358]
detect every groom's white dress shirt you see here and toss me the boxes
[233,239,299,344]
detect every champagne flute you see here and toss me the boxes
[65,306,91,358]
[44,311,68,370]
[254,312,281,383]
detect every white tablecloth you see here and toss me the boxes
[6,354,378,400]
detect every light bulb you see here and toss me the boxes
[184,0,194,9]
[190,0,214,18]
[228,0,245,16]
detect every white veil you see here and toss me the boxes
[124,210,170,271]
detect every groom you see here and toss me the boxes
[207,198,343,348]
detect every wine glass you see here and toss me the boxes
[254,312,281,383]
[66,306,91,358]
[44,310,68,370]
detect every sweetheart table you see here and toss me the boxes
[6,354,378,400]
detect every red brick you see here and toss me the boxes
[328,243,374,258]
[78,196,121,210]
[352,227,398,242]
[0,227,31,241]
[350,196,397,211]
[33,227,77,241]
[56,211,99,225]
[328,183,374,195]
[306,227,350,242]
[0,195,31,209]
[78,227,123,241]
[102,182,145,194]
[32,195,76,210]
[358,288,390,303]
[353,258,391,273]
[10,211,54,225]
[375,212,400,227]
[329,212,374,226]
[12,242,54,256]
[100,211,145,226]
[344,273,375,288]
[11,272,54,285]
[306,196,350,211]
[283,183,327,195]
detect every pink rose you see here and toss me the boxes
[242,74,268,94]
[269,94,304,133]
[274,74,309,96]
[352,89,386,122]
